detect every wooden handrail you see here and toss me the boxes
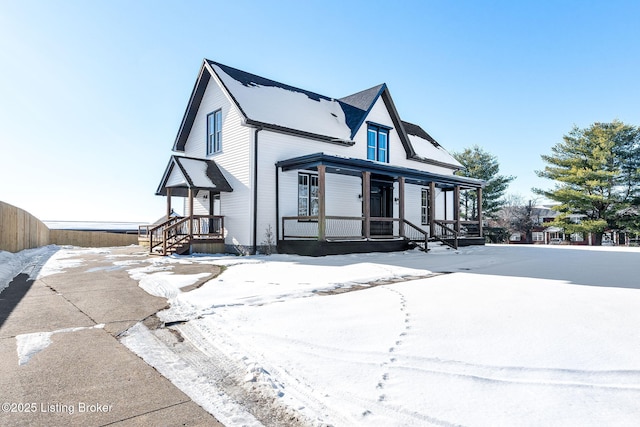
[146,215,224,255]
[402,219,429,252]
[433,219,458,249]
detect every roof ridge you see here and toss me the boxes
[206,59,334,102]
[402,121,441,148]
[338,83,386,108]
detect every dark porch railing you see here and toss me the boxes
[140,215,224,255]
[282,216,483,251]
[282,216,428,250]
[282,216,366,240]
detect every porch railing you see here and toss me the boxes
[282,216,427,250]
[460,220,482,237]
[142,215,224,255]
[282,216,366,240]
[433,220,459,250]
[403,219,429,251]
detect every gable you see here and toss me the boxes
[209,61,353,142]
[156,156,233,196]
[348,87,416,162]
[172,59,463,172]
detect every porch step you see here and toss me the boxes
[150,242,190,256]
[427,239,457,251]
[407,240,428,252]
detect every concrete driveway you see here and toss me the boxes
[0,246,223,427]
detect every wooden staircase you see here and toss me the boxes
[402,219,429,252]
[431,220,459,250]
[139,215,225,256]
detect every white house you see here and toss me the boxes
[144,59,485,255]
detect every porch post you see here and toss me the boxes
[363,171,371,239]
[454,185,461,233]
[318,165,326,242]
[429,181,436,237]
[188,188,194,241]
[477,187,483,237]
[398,177,405,237]
[166,187,172,219]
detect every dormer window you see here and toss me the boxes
[207,109,222,155]
[367,123,390,163]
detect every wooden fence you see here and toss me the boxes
[49,230,138,248]
[0,201,50,252]
[0,201,138,253]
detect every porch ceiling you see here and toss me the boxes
[276,153,484,189]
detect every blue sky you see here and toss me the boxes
[1,0,639,222]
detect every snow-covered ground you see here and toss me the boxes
[3,244,640,426]
[0,245,58,293]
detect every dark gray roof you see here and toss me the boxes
[210,61,332,103]
[402,121,442,148]
[156,156,233,197]
[339,84,385,111]
[338,84,386,139]
[172,60,463,171]
[277,153,484,189]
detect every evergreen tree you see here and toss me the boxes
[453,145,515,220]
[534,121,640,240]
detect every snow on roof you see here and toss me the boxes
[157,156,233,197]
[407,134,462,168]
[202,61,463,170]
[210,62,353,141]
[177,157,217,188]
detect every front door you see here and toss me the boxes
[370,180,394,236]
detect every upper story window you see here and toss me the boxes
[207,109,222,155]
[367,123,390,163]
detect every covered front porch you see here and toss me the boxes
[275,153,485,256]
[140,155,233,255]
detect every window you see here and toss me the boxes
[532,232,544,242]
[421,188,430,225]
[367,124,390,162]
[207,109,222,154]
[298,173,319,217]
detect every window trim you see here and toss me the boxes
[206,109,222,155]
[421,188,430,225]
[532,231,544,242]
[297,172,319,220]
[367,123,390,163]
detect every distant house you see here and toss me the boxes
[143,60,485,255]
[504,206,594,245]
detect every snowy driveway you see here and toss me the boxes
[15,244,639,426]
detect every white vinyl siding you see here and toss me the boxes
[174,73,463,247]
[166,167,187,188]
[181,76,252,246]
[358,98,456,175]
